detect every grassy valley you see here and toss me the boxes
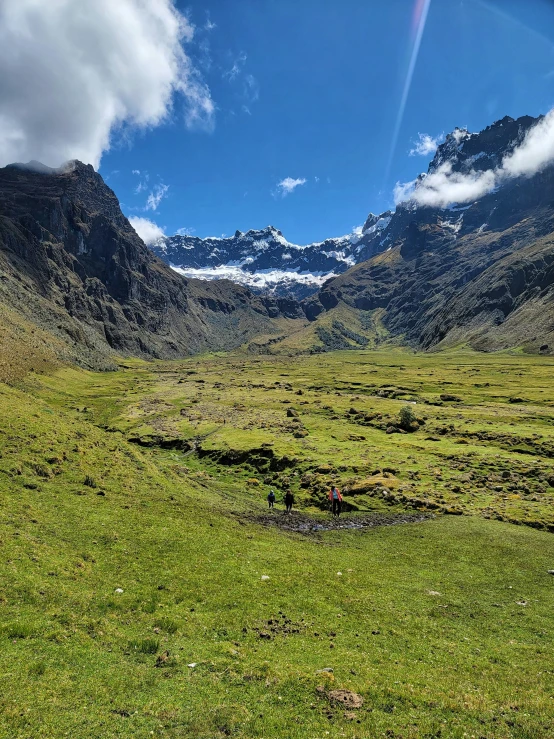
[1,348,553,738]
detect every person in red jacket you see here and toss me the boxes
[328,485,343,517]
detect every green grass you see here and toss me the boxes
[1,349,554,737]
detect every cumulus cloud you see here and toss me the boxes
[128,217,165,244]
[409,133,442,156]
[0,0,214,169]
[276,177,307,197]
[145,183,170,211]
[395,108,554,208]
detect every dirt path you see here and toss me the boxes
[244,510,432,534]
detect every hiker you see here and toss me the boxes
[267,489,276,509]
[328,485,343,517]
[284,489,294,514]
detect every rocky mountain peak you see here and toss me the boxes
[429,114,539,176]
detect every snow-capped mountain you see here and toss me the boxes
[150,218,392,299]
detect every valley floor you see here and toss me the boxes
[1,348,553,738]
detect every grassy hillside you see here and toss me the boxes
[1,349,554,738]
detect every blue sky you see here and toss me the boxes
[100,0,554,244]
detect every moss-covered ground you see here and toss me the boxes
[1,348,554,738]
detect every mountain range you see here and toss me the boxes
[150,214,392,300]
[0,112,553,377]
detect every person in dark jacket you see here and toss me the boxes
[328,486,343,517]
[267,489,276,509]
[284,489,294,514]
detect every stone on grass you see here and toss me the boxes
[261,575,270,580]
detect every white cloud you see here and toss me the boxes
[176,226,195,236]
[453,128,469,143]
[197,37,212,72]
[395,108,554,208]
[128,216,165,244]
[314,176,320,183]
[277,177,307,197]
[133,170,150,194]
[500,108,554,178]
[223,53,259,114]
[394,163,496,208]
[409,133,442,156]
[224,52,247,81]
[145,183,169,211]
[244,74,259,103]
[0,0,214,169]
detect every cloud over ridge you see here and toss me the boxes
[396,108,554,208]
[409,133,442,157]
[0,0,214,169]
[128,217,165,245]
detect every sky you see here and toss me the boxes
[2,0,554,245]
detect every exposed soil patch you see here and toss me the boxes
[251,613,306,640]
[243,510,431,534]
[328,690,364,708]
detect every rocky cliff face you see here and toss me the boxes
[0,161,304,368]
[305,115,554,353]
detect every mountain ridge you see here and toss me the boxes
[150,215,392,299]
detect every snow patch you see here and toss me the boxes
[439,214,464,237]
[172,264,336,289]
